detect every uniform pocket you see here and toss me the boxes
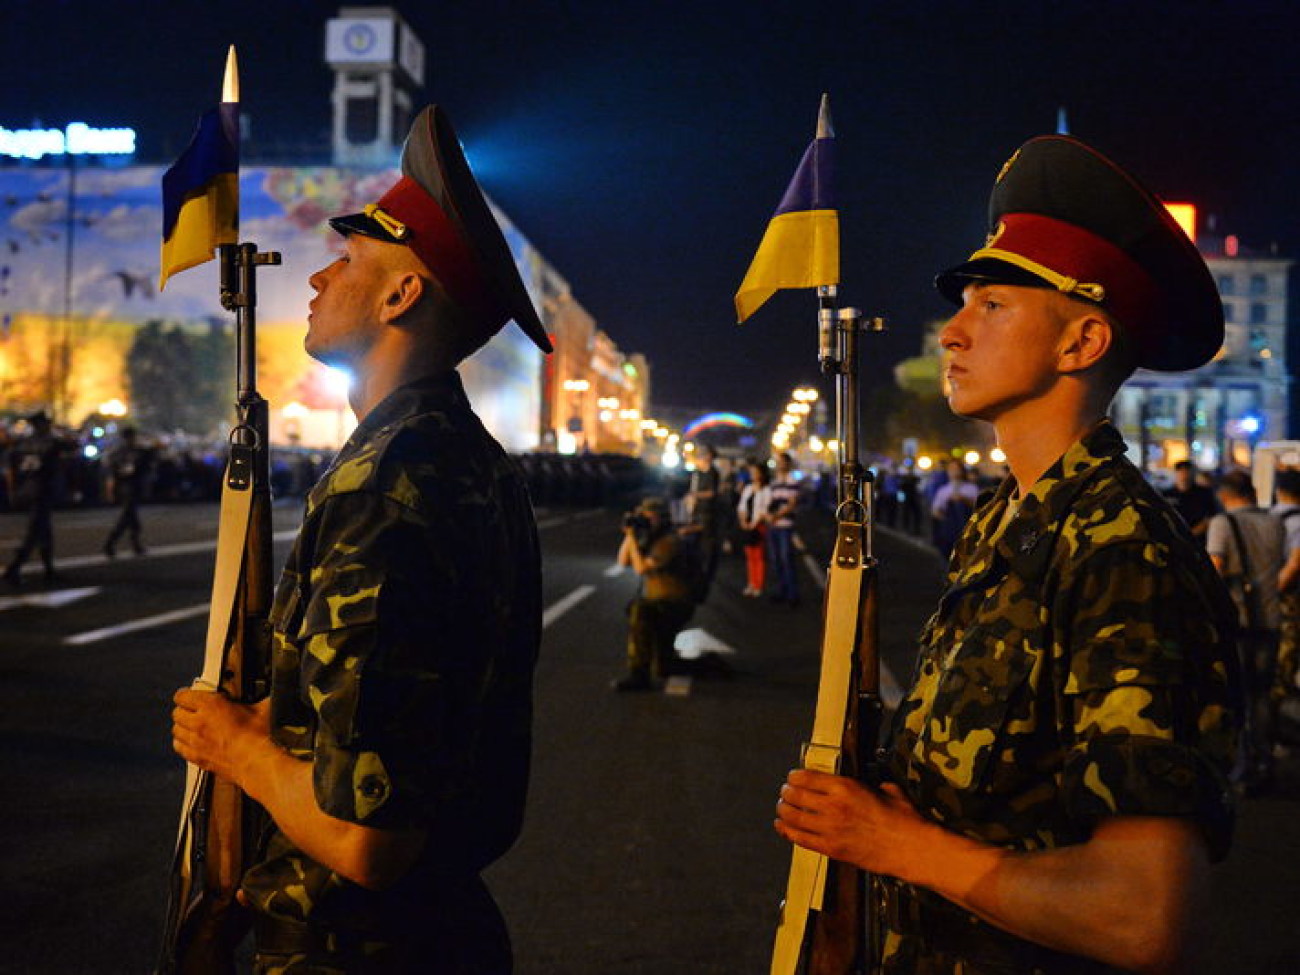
[914,627,1037,791]
[297,572,384,748]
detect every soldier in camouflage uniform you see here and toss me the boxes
[172,105,553,973]
[776,136,1242,973]
[3,410,70,588]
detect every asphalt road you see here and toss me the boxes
[1,499,1298,973]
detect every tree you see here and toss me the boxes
[126,319,234,435]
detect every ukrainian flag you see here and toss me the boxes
[159,49,240,290]
[735,95,838,323]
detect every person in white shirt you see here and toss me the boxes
[736,459,772,596]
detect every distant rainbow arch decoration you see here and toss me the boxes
[682,412,755,440]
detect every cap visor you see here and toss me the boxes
[328,212,406,244]
[934,257,1057,305]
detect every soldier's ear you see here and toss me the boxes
[1056,310,1114,375]
[380,270,426,325]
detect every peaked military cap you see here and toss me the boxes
[935,135,1224,371]
[330,105,553,354]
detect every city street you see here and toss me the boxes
[1,499,1298,973]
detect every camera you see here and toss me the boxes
[623,511,651,532]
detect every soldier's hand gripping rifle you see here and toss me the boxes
[157,242,281,974]
[770,296,886,975]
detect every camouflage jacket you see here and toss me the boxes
[880,421,1241,973]
[241,371,542,941]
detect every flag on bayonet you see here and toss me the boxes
[735,94,838,323]
[159,46,240,290]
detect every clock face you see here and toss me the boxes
[326,17,396,65]
[344,23,377,56]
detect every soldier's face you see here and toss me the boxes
[305,235,396,367]
[939,283,1069,423]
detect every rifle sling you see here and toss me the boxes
[771,518,867,975]
[168,457,257,903]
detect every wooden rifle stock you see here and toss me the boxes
[157,243,279,974]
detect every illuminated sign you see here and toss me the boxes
[0,122,136,160]
[1163,202,1197,243]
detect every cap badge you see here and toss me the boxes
[363,204,409,241]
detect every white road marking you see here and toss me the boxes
[59,574,598,648]
[0,586,102,612]
[542,584,596,629]
[602,564,625,578]
[7,530,299,577]
[64,602,211,647]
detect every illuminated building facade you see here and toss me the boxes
[1111,232,1296,474]
[538,262,649,455]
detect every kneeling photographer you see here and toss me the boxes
[612,496,697,691]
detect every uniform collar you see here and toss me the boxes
[951,421,1127,588]
[350,370,469,443]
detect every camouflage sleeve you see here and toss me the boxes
[296,488,482,832]
[1057,541,1236,858]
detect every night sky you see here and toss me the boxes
[5,0,1300,419]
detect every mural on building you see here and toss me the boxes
[0,163,544,452]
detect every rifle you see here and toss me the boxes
[157,241,281,974]
[771,292,886,975]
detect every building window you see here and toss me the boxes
[1218,274,1236,295]
[1250,273,1268,295]
[1222,301,1236,322]
[1250,302,1268,325]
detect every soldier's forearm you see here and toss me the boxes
[911,815,1207,974]
[241,744,426,891]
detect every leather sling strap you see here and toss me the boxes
[167,462,256,898]
[770,517,866,975]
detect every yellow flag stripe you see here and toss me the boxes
[158,173,239,290]
[735,209,839,322]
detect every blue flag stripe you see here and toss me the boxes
[773,136,834,216]
[161,103,239,239]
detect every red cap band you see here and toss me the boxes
[975,212,1164,337]
[375,176,504,326]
